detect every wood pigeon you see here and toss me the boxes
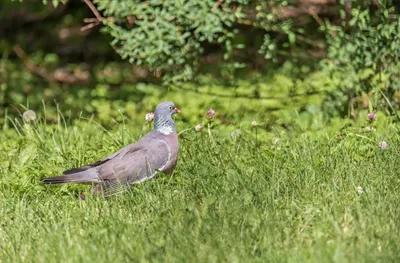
[41,101,181,196]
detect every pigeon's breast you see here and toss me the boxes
[163,133,179,174]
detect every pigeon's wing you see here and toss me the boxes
[41,143,142,184]
[62,149,124,175]
[94,137,171,196]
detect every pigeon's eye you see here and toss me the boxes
[169,106,173,110]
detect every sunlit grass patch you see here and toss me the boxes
[0,107,399,262]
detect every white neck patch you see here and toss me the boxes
[158,126,174,135]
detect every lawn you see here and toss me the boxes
[0,104,399,262]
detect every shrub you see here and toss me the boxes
[321,0,400,117]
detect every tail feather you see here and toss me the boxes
[62,158,108,175]
[41,169,99,185]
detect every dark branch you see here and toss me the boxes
[83,0,103,21]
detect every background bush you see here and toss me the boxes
[1,0,400,124]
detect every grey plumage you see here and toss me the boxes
[41,101,180,196]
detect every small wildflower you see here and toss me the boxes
[357,186,364,194]
[367,112,376,122]
[378,242,382,253]
[145,112,154,122]
[365,126,376,132]
[195,124,203,132]
[379,140,388,150]
[22,110,36,122]
[206,108,215,119]
[251,121,257,127]
[272,137,279,145]
[343,225,349,234]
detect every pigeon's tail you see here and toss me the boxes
[41,169,99,185]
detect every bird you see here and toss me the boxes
[41,101,181,196]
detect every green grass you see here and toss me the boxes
[0,109,400,262]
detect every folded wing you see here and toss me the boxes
[91,138,171,196]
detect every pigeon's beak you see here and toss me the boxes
[174,108,181,114]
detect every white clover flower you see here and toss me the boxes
[379,140,388,150]
[145,112,154,121]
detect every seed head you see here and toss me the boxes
[23,110,36,122]
[195,124,203,132]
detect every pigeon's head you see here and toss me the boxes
[155,101,181,117]
[154,101,180,133]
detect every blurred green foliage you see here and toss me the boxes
[1,0,400,126]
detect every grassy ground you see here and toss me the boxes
[0,106,399,262]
